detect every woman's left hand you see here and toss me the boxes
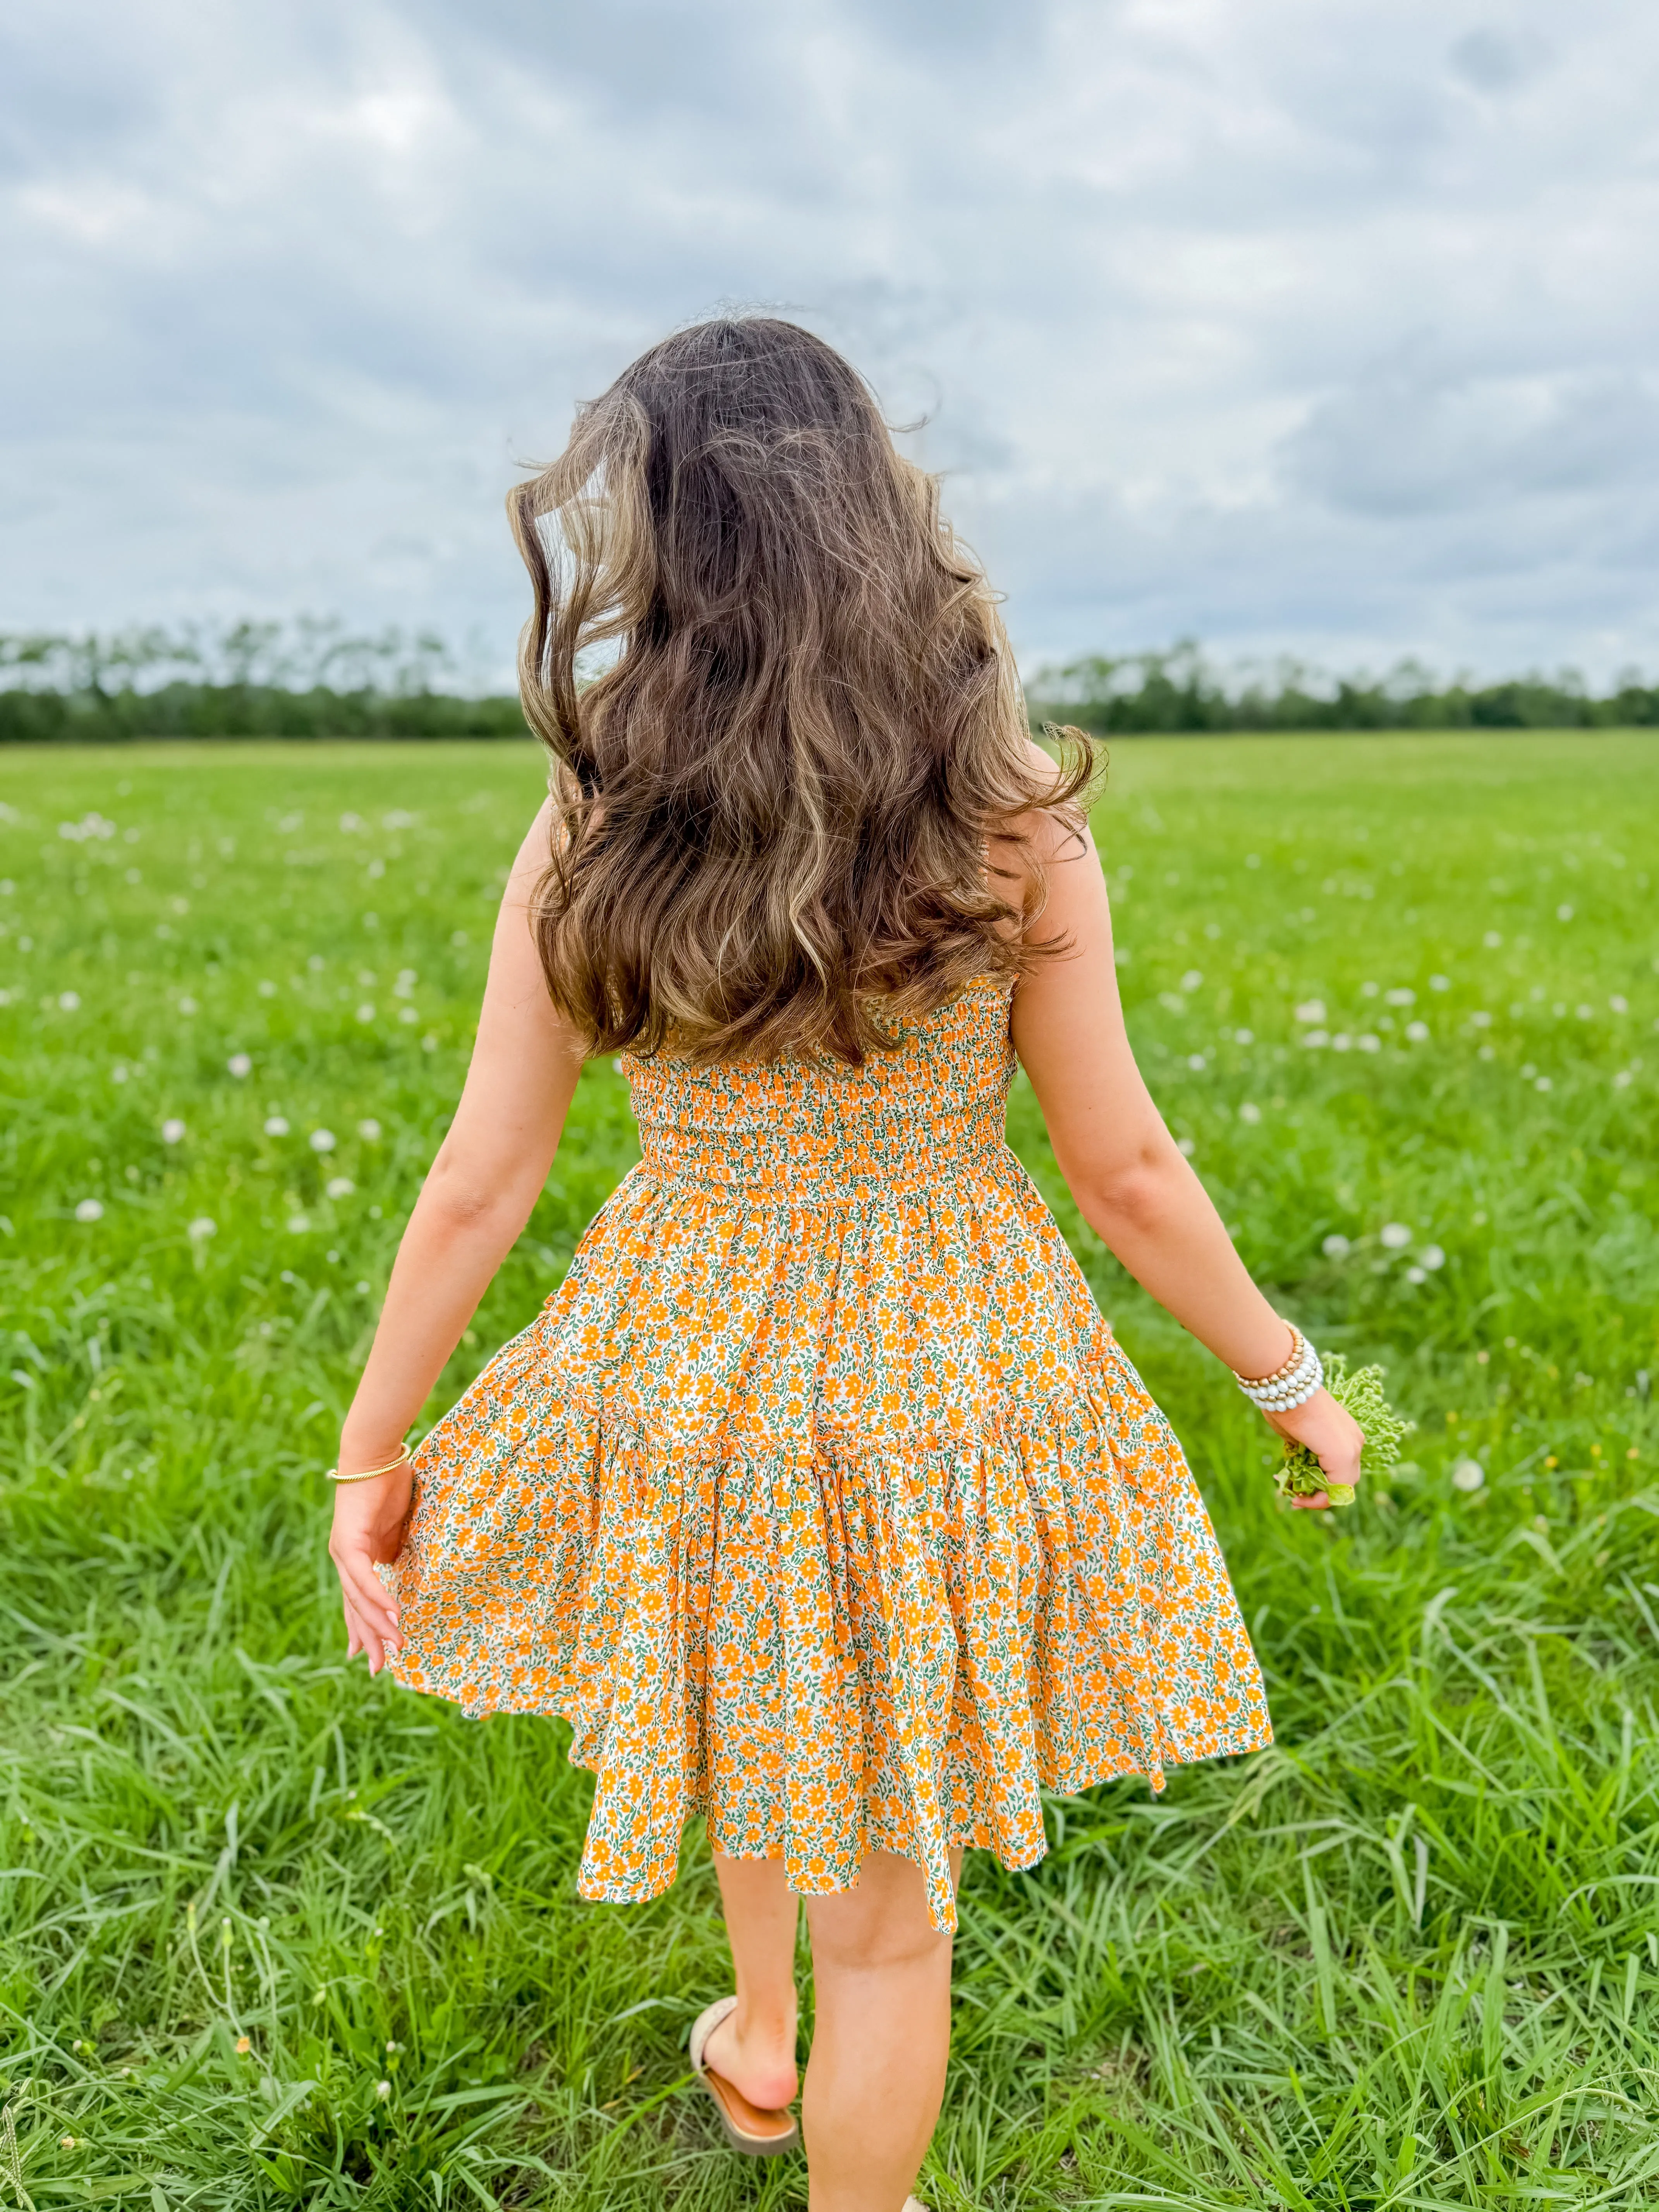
[1264,1387,1364,1509]
[328,1462,414,1671]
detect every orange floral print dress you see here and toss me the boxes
[387,977,1271,1932]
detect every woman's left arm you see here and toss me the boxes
[327,797,587,1671]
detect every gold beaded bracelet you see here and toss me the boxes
[326,1441,414,1484]
[1233,1322,1303,1391]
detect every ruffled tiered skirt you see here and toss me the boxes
[386,1140,1271,1932]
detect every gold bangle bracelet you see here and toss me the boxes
[327,1441,413,1483]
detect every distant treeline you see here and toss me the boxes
[1029,644,1659,733]
[0,621,527,743]
[4,622,1659,743]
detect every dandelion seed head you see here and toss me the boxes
[1451,1458,1485,1492]
[161,1117,186,1144]
[1379,1222,1412,1249]
[310,1128,336,1152]
[227,1052,252,1079]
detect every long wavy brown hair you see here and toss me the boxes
[509,315,1094,1064]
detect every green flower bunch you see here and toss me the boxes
[1276,1352,1413,1509]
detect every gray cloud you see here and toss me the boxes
[3,0,1658,682]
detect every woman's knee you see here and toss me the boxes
[805,1852,953,1976]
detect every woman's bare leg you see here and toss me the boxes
[704,1851,800,2110]
[800,1850,958,2212]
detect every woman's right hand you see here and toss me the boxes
[1264,1387,1364,1510]
[327,1463,414,1671]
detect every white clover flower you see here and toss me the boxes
[1610,993,1628,1014]
[1322,1233,1351,1259]
[339,812,364,833]
[178,996,198,1015]
[1357,1034,1381,1052]
[393,969,417,997]
[1575,1004,1592,1020]
[326,1176,354,1199]
[421,1033,438,1053]
[1556,903,1573,921]
[357,1118,381,1140]
[399,1007,418,1024]
[1186,1052,1206,1071]
[310,1128,337,1153]
[161,1118,186,1144]
[1536,1075,1553,1092]
[112,1064,128,1083]
[356,1003,376,1023]
[1238,1101,1262,1124]
[287,1214,310,1234]
[1332,1033,1352,1051]
[1379,1222,1412,1249]
[376,2080,391,2100]
[188,1216,217,1242]
[1404,1265,1427,1284]
[1451,1458,1485,1492]
[258,979,277,998]
[264,1114,290,1136]
[1385,987,1416,1007]
[58,989,81,1011]
[1180,969,1203,991]
[1482,931,1503,948]
[1113,945,1132,966]
[1614,1070,1633,1089]
[227,1053,252,1079]
[75,1198,104,1223]
[307,954,326,972]
[1177,1136,1196,1157]
[1470,1010,1492,1027]
[1405,1021,1429,1042]
[1301,1029,1329,1048]
[1293,1000,1325,1024]
[1360,980,1379,996]
[1234,1027,1254,1045]
[1419,1243,1446,1269]
[1429,975,1449,991]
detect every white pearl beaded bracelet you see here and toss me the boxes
[1234,1323,1324,1412]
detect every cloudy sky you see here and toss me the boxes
[6,0,1658,685]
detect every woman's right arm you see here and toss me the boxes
[1004,801,1363,1506]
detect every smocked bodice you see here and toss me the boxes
[618,979,1017,1197]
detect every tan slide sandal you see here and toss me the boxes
[689,1996,800,2157]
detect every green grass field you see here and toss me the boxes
[3,732,1658,2210]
